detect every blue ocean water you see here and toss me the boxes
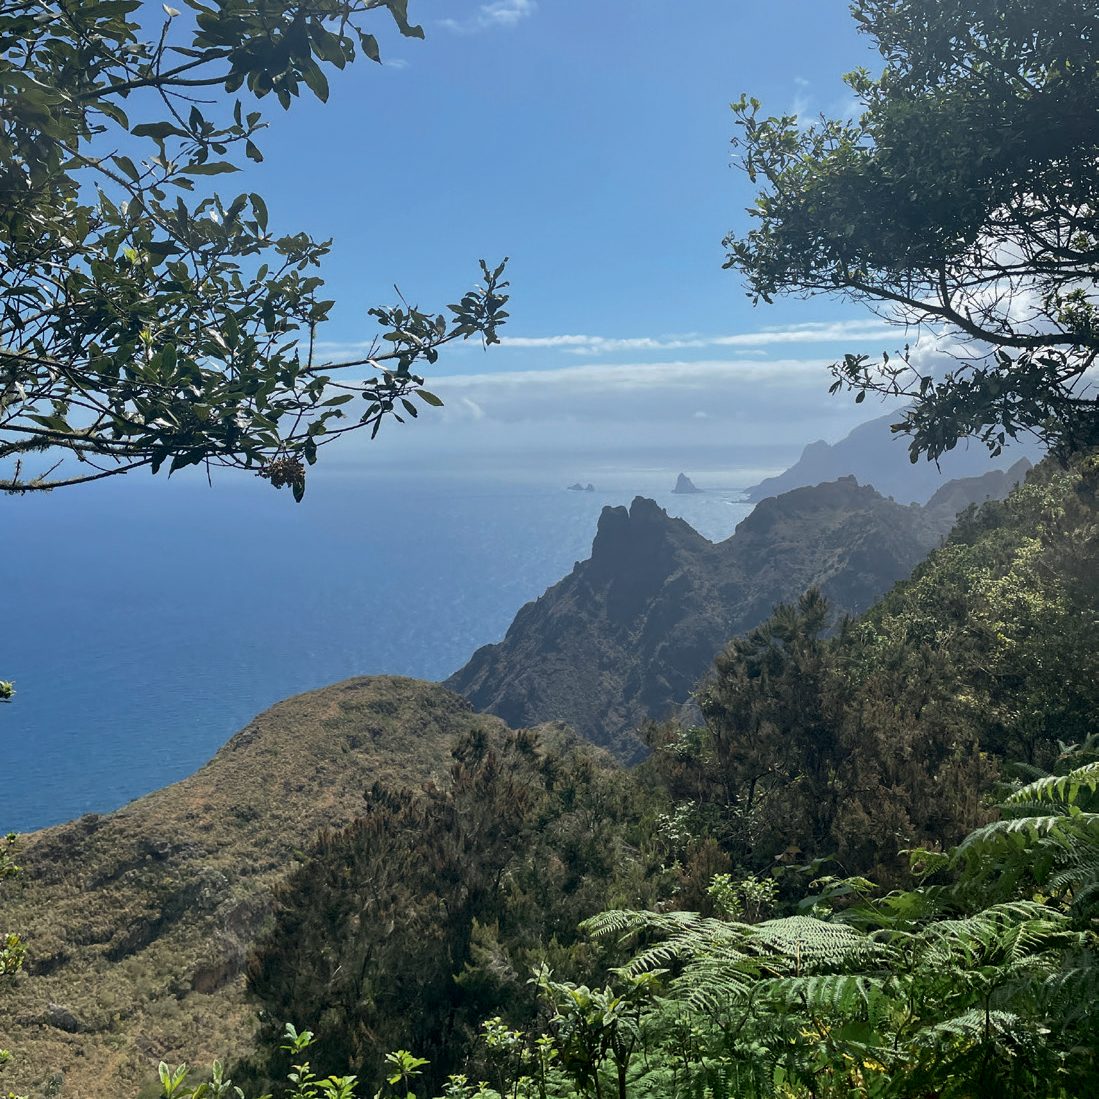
[0,463,775,833]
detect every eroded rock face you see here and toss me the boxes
[43,1003,82,1034]
[447,468,1031,759]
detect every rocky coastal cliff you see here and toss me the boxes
[447,465,1031,758]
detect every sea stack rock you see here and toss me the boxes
[673,472,702,494]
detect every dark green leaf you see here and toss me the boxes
[182,161,240,176]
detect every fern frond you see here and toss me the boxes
[675,957,758,1013]
[954,814,1084,857]
[910,1008,1022,1048]
[1042,959,1099,1021]
[761,973,890,1019]
[746,916,881,971]
[1000,798,1072,819]
[582,908,708,940]
[914,903,1072,973]
[620,931,749,979]
[1005,763,1099,808]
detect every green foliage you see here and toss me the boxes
[0,1,508,496]
[0,833,24,979]
[846,455,1099,768]
[645,584,992,881]
[724,0,1099,460]
[532,966,658,1099]
[245,729,662,1094]
[707,872,777,923]
[0,834,25,1099]
[949,752,1099,923]
[485,758,1099,1097]
[646,455,1099,882]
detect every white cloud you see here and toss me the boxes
[322,352,896,475]
[498,319,899,355]
[442,0,536,33]
[438,356,832,394]
[480,0,536,26]
[305,319,901,370]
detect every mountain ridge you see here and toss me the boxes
[446,464,1031,758]
[744,411,1039,503]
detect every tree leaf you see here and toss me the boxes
[182,162,240,176]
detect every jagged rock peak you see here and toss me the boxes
[447,466,1035,762]
[630,495,670,520]
[673,472,702,494]
[593,502,629,540]
[590,498,708,563]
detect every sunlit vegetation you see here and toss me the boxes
[206,454,1094,1099]
[152,744,1099,1097]
[3,0,1097,1095]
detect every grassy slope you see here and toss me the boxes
[0,676,512,1097]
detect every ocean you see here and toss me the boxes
[1,460,777,833]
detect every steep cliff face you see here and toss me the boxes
[445,499,727,761]
[446,468,1031,759]
[0,678,513,1097]
[744,412,1039,504]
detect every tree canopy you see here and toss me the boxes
[724,0,1099,462]
[0,1,509,499]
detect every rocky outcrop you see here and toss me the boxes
[447,468,1031,760]
[923,458,1032,523]
[672,473,702,494]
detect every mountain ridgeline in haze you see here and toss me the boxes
[744,411,1040,504]
[446,462,1031,759]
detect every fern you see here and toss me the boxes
[909,1006,1022,1046]
[744,915,881,972]
[1005,762,1099,808]
[954,814,1082,856]
[759,973,889,1019]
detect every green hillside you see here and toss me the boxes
[0,678,514,1095]
[236,456,1096,1098]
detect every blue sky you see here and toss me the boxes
[205,1,912,474]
